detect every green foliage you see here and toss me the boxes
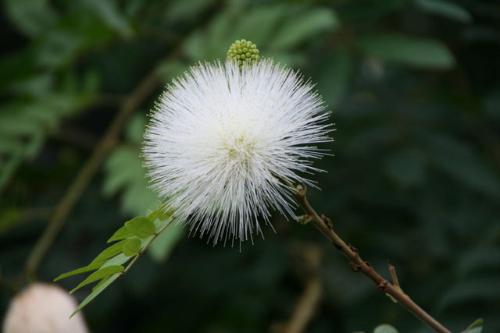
[102,114,185,262]
[0,0,141,192]
[414,0,471,23]
[427,136,500,198]
[4,0,57,37]
[54,207,174,313]
[83,0,133,38]
[462,319,484,333]
[0,73,96,190]
[270,8,339,50]
[103,116,157,214]
[373,324,399,333]
[183,3,339,65]
[103,146,158,214]
[357,33,455,69]
[317,48,352,108]
[354,323,399,333]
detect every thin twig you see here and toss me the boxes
[55,126,99,150]
[281,245,322,333]
[284,277,322,333]
[123,220,173,274]
[294,185,451,333]
[24,69,160,280]
[388,264,401,290]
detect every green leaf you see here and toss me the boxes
[122,238,142,257]
[107,216,158,243]
[149,207,174,225]
[54,261,103,282]
[101,253,130,267]
[415,0,471,23]
[58,201,176,312]
[272,8,339,50]
[357,33,455,69]
[317,49,352,108]
[103,148,139,195]
[70,265,124,294]
[385,149,427,188]
[183,31,208,61]
[156,61,187,84]
[373,324,399,333]
[125,217,156,238]
[10,73,53,97]
[427,136,500,198]
[125,114,146,144]
[107,225,133,243]
[83,0,132,38]
[71,273,121,316]
[0,77,95,194]
[147,208,165,223]
[229,5,287,47]
[103,146,158,215]
[462,319,484,333]
[438,278,500,309]
[184,5,339,62]
[340,0,406,23]
[458,247,500,276]
[4,0,57,37]
[0,208,23,234]
[37,30,83,68]
[166,0,218,22]
[91,240,126,264]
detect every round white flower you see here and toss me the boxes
[143,59,331,243]
[2,283,88,333]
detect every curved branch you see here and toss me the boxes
[294,185,451,333]
[24,72,160,280]
[285,246,322,333]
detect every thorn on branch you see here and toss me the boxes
[388,263,403,294]
[349,262,360,272]
[320,214,334,229]
[297,215,313,225]
[377,280,389,291]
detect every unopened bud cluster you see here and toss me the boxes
[227,39,260,66]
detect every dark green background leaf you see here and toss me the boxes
[357,33,455,69]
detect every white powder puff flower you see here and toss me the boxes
[143,59,331,244]
[2,283,88,333]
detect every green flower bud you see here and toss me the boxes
[227,39,260,67]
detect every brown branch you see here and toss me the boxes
[284,276,322,333]
[272,245,322,333]
[55,126,99,150]
[286,245,322,333]
[24,69,160,280]
[294,185,451,333]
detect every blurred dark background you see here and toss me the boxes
[1,0,500,332]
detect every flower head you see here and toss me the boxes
[143,58,331,244]
[2,283,88,333]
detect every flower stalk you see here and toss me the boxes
[294,185,451,333]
